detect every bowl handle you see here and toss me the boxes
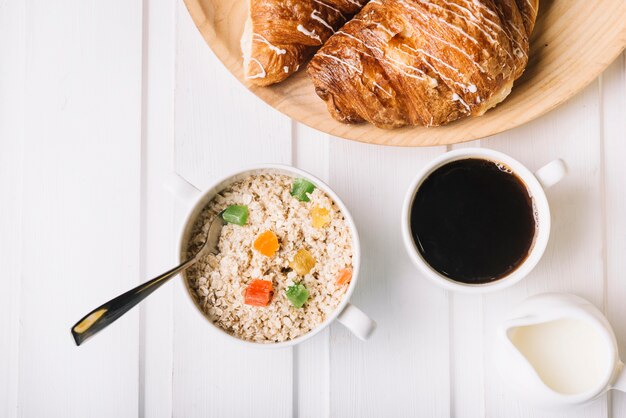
[336,303,376,340]
[164,172,201,205]
[534,159,567,189]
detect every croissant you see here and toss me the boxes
[307,0,538,128]
[241,0,366,86]
[515,0,539,35]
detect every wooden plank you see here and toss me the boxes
[602,52,626,418]
[481,82,608,418]
[0,1,25,416]
[327,141,450,417]
[449,292,486,418]
[140,0,177,416]
[292,122,331,418]
[172,3,294,416]
[16,0,143,416]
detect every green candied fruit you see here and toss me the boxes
[221,205,249,226]
[291,178,316,202]
[285,283,310,308]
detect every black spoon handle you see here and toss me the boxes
[71,257,196,346]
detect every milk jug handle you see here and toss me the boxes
[613,362,626,393]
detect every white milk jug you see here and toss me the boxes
[494,293,626,409]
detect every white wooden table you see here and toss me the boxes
[1,1,625,417]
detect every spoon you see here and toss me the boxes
[71,217,225,346]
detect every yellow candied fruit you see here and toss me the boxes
[310,206,331,229]
[289,248,316,276]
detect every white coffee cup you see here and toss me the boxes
[166,164,376,348]
[401,148,567,294]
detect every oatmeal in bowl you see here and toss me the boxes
[180,166,374,346]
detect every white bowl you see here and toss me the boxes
[175,164,376,348]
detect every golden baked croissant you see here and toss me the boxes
[308,0,538,128]
[515,0,539,35]
[242,0,365,86]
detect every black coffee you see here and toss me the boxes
[410,158,536,284]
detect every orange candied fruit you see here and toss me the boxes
[310,206,331,229]
[289,248,316,276]
[253,230,280,257]
[244,279,273,307]
[336,268,352,286]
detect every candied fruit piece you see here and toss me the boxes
[291,178,316,202]
[244,279,273,306]
[286,283,309,308]
[336,268,352,286]
[221,205,248,225]
[310,206,330,229]
[253,230,279,257]
[289,248,316,275]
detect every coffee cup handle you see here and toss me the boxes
[164,173,201,205]
[534,159,567,189]
[613,361,626,393]
[336,303,377,340]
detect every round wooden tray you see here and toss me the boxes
[183,0,626,146]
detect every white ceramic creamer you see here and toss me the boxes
[494,293,626,409]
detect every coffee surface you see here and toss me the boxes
[410,158,536,284]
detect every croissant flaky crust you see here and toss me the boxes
[242,0,365,86]
[308,0,538,128]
